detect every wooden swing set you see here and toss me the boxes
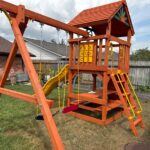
[0,0,144,150]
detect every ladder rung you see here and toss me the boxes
[122,92,131,96]
[128,105,136,110]
[117,80,125,83]
[134,118,142,126]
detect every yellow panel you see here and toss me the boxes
[80,45,84,51]
[79,43,95,63]
[84,44,89,51]
[89,50,93,57]
[80,51,84,57]
[80,57,83,62]
[89,44,94,51]
[84,50,88,57]
[88,57,93,62]
[84,57,88,62]
[88,44,94,62]
[79,45,84,63]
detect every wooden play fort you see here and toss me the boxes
[0,0,144,150]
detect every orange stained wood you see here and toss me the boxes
[69,0,134,36]
[69,1,123,26]
[10,18,64,150]
[0,0,144,148]
[0,87,54,107]
[69,93,105,105]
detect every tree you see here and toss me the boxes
[130,47,150,61]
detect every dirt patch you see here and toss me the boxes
[32,93,150,150]
[124,142,150,150]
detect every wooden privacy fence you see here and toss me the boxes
[129,61,150,87]
[32,60,68,77]
[32,60,150,87]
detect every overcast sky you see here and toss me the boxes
[0,0,150,52]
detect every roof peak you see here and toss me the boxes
[82,0,123,12]
[0,36,11,43]
[25,37,67,46]
[69,0,123,27]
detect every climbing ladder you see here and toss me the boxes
[110,70,145,136]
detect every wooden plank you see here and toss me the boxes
[69,93,105,104]
[70,65,107,72]
[110,36,130,46]
[98,39,102,65]
[69,35,107,43]
[105,111,123,125]
[11,18,64,150]
[68,111,104,125]
[0,87,54,107]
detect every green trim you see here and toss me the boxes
[114,6,129,26]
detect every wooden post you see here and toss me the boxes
[118,45,125,71]
[98,39,102,66]
[10,18,64,150]
[67,33,74,106]
[104,21,111,67]
[102,22,111,124]
[102,73,109,124]
[126,30,132,73]
[92,74,97,91]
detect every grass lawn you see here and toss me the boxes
[0,84,150,150]
[0,84,65,150]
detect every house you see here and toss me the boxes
[24,38,69,76]
[25,38,69,61]
[0,36,24,81]
[0,36,35,83]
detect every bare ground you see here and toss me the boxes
[35,93,150,150]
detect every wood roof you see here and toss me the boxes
[69,0,134,36]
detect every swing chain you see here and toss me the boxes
[77,34,80,104]
[62,31,68,109]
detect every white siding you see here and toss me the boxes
[26,42,60,61]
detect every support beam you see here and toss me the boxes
[10,18,64,150]
[0,87,53,107]
[0,1,88,37]
[110,36,130,46]
[69,34,107,43]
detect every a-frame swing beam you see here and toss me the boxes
[0,1,89,150]
[10,17,64,150]
[0,11,64,150]
[0,0,88,37]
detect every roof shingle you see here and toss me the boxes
[25,38,69,57]
[0,36,35,57]
[69,1,123,27]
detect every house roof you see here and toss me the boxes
[0,36,12,55]
[69,0,134,36]
[0,36,35,57]
[25,38,69,57]
[25,38,119,61]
